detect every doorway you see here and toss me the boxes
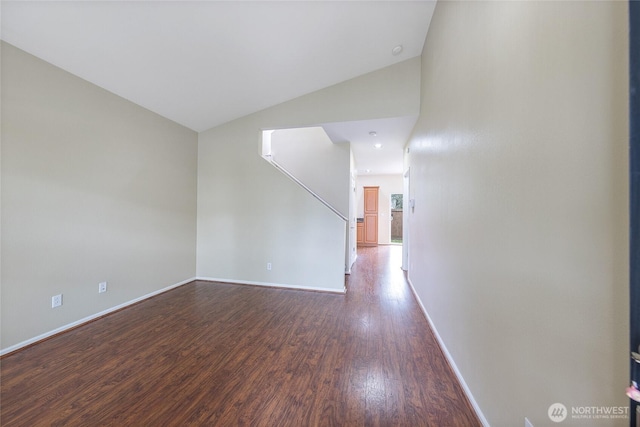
[390,193,403,244]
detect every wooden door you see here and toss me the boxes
[363,186,378,246]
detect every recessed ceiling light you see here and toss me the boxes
[392,45,404,56]
[374,143,383,149]
[369,131,377,137]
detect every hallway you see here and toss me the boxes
[1,246,480,426]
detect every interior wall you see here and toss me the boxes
[407,2,629,426]
[197,58,420,292]
[356,174,403,245]
[1,42,198,351]
[269,126,350,217]
[198,121,346,292]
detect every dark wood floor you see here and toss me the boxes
[1,246,480,426]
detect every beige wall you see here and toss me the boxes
[270,126,350,218]
[356,174,403,245]
[407,2,629,426]
[1,43,198,351]
[197,120,347,291]
[197,58,420,292]
[270,126,353,274]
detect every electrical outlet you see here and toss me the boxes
[98,282,107,293]
[525,417,534,427]
[266,262,272,271]
[51,294,62,308]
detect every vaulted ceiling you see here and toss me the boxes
[1,1,436,174]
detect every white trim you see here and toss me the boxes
[196,277,346,294]
[0,277,196,356]
[406,276,491,427]
[345,251,357,275]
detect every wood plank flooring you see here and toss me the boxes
[1,245,480,426]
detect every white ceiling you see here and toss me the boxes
[1,0,435,174]
[323,116,417,176]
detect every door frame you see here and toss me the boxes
[402,168,410,271]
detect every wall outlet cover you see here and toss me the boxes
[51,294,62,308]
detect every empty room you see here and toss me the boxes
[1,1,635,426]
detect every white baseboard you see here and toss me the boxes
[0,277,196,356]
[196,277,345,294]
[406,276,491,427]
